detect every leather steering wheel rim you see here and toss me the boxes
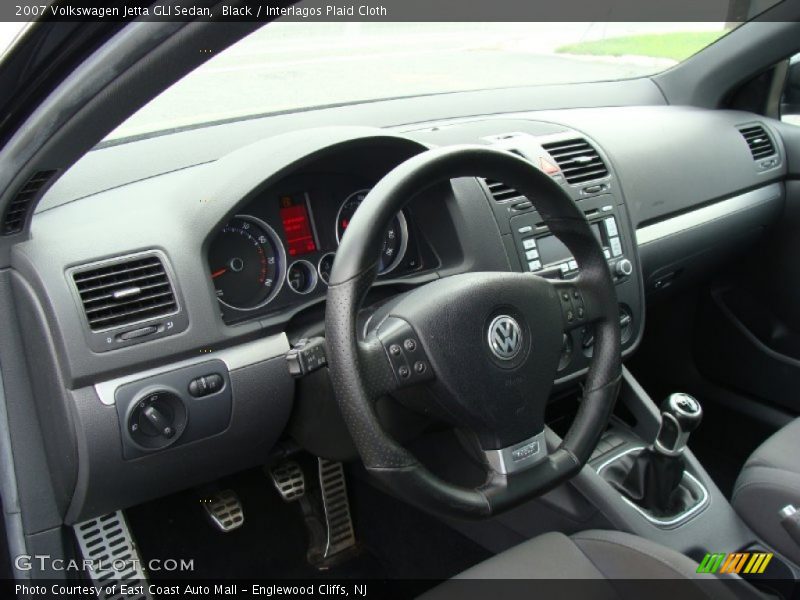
[325,145,622,519]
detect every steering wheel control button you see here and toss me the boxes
[559,285,587,328]
[285,337,328,378]
[377,318,434,388]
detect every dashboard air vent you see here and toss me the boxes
[484,179,524,202]
[739,125,776,159]
[72,254,178,331]
[541,138,608,184]
[2,170,58,235]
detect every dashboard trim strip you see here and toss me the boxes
[93,333,290,406]
[635,182,782,246]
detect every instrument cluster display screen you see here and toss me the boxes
[279,193,318,256]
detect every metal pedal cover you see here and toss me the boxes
[269,460,306,501]
[74,511,152,600]
[318,459,356,557]
[203,489,245,532]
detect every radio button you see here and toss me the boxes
[518,225,533,234]
[604,248,611,259]
[528,260,542,271]
[605,217,618,236]
[525,249,539,260]
[610,237,622,256]
[522,238,537,250]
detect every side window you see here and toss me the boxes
[781,53,800,126]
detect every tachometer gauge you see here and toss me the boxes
[208,215,285,310]
[335,189,408,275]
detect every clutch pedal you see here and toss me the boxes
[202,489,244,532]
[73,511,152,599]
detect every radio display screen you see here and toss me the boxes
[537,222,604,266]
[279,193,318,257]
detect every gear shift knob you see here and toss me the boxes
[654,393,702,456]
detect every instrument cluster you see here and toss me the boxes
[207,173,425,323]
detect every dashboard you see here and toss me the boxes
[9,103,791,525]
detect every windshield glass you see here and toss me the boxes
[105,22,736,142]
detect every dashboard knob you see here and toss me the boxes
[615,258,633,277]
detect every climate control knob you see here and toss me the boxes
[615,258,633,277]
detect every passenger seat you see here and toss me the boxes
[732,418,800,566]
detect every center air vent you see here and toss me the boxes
[72,254,178,332]
[484,179,525,203]
[541,138,608,184]
[739,125,776,159]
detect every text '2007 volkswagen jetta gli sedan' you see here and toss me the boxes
[0,1,799,599]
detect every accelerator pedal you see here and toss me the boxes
[73,511,151,600]
[202,489,244,532]
[317,458,357,559]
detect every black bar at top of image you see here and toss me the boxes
[3,0,799,24]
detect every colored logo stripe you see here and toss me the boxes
[697,552,772,574]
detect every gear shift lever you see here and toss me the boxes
[602,393,704,516]
[654,393,703,456]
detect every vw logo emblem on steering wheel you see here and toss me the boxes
[488,315,523,360]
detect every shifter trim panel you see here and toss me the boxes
[596,446,709,528]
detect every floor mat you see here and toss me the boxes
[126,464,491,583]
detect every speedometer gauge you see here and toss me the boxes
[208,215,285,310]
[335,189,408,275]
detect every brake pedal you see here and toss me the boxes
[74,510,152,599]
[268,460,306,501]
[318,458,357,558]
[202,489,244,532]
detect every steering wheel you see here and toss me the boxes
[325,145,621,518]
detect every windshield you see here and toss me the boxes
[105,22,735,142]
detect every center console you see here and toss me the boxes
[482,131,644,383]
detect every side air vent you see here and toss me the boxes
[541,138,608,184]
[484,179,525,202]
[1,170,58,235]
[72,254,178,331]
[739,125,776,159]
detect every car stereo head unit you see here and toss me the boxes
[509,195,631,282]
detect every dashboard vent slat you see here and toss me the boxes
[72,255,178,331]
[1,170,58,235]
[484,179,525,203]
[739,125,776,160]
[541,138,609,184]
